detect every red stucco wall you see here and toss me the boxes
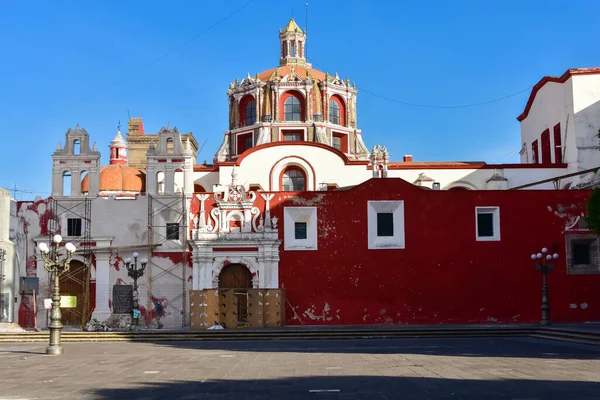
[269,179,597,325]
[189,178,600,325]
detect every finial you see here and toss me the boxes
[235,78,239,86]
[93,142,98,151]
[229,81,234,89]
[76,122,79,128]
[57,141,62,151]
[117,120,121,133]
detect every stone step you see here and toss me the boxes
[0,327,536,343]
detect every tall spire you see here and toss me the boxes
[109,128,129,165]
[279,18,309,67]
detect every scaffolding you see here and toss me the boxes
[147,193,189,327]
[50,197,92,329]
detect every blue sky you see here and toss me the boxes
[2,0,600,200]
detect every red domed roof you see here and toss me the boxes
[258,65,327,82]
[81,165,146,193]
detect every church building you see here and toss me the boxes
[8,19,600,329]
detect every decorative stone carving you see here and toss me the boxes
[315,126,329,144]
[370,145,389,178]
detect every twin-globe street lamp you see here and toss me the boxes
[531,247,559,326]
[125,252,147,326]
[37,234,76,355]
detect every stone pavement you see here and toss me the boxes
[1,337,600,399]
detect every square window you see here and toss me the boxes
[475,207,500,241]
[67,218,82,236]
[367,201,405,249]
[566,234,600,275]
[477,213,494,237]
[284,207,317,250]
[295,222,307,239]
[573,243,591,265]
[377,213,394,237]
[166,223,180,240]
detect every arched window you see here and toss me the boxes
[62,171,72,196]
[284,96,301,121]
[157,171,165,195]
[282,167,305,191]
[245,100,256,126]
[329,100,340,125]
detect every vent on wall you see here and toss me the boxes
[432,182,441,190]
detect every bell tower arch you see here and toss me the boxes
[51,125,100,197]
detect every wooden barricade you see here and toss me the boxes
[190,288,285,330]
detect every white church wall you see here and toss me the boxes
[220,145,371,190]
[572,74,600,173]
[520,79,574,165]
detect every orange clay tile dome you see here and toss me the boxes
[257,65,327,83]
[81,165,146,193]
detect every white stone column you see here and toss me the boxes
[89,166,100,196]
[165,165,175,195]
[183,159,194,196]
[91,250,112,322]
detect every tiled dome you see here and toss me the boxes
[81,165,145,193]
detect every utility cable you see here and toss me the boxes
[47,1,255,118]
[308,59,532,109]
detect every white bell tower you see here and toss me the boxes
[51,125,101,197]
[146,126,194,196]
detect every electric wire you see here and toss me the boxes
[308,59,532,109]
[46,0,255,119]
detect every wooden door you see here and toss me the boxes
[59,260,88,326]
[218,264,252,325]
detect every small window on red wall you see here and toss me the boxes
[332,132,348,153]
[236,132,253,155]
[238,95,256,127]
[280,91,305,122]
[329,95,345,126]
[280,167,306,191]
[281,130,303,141]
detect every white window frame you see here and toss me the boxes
[367,201,405,249]
[475,206,500,241]
[284,207,317,250]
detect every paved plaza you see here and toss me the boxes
[1,336,600,399]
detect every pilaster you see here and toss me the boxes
[91,249,112,322]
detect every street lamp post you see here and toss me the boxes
[37,235,76,355]
[125,252,148,326]
[530,247,559,326]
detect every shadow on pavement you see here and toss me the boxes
[146,336,600,360]
[90,375,600,400]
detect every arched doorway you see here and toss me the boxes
[59,260,89,326]
[218,263,252,326]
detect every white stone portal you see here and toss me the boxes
[190,181,281,290]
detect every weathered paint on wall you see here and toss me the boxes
[187,178,600,326]
[270,179,600,325]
